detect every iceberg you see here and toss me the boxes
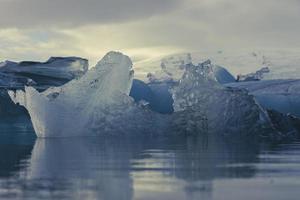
[0,72,36,89]
[170,61,276,139]
[0,57,88,82]
[131,55,236,114]
[225,79,300,117]
[212,64,237,84]
[129,79,175,114]
[0,56,88,117]
[9,52,165,137]
[7,51,298,141]
[267,110,300,141]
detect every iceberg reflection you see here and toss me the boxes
[19,135,259,200]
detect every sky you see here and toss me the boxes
[0,0,300,65]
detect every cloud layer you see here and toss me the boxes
[0,0,300,64]
[0,0,181,27]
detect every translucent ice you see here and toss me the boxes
[9,52,155,137]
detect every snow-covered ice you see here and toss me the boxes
[135,53,236,84]
[134,50,300,81]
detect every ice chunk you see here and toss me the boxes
[237,67,270,82]
[0,57,88,80]
[171,61,276,138]
[147,81,175,114]
[9,52,153,137]
[212,65,236,84]
[129,79,154,106]
[225,79,300,117]
[0,89,28,116]
[0,72,36,89]
[0,57,88,117]
[267,110,300,141]
[131,59,235,114]
[130,79,175,114]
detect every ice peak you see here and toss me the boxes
[181,60,218,86]
[97,51,132,65]
[85,51,134,96]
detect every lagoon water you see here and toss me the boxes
[1,118,300,200]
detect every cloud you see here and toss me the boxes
[0,0,181,28]
[0,0,300,65]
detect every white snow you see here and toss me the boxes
[134,50,300,81]
[135,53,235,84]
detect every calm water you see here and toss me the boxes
[1,118,300,200]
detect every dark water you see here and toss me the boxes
[1,119,300,200]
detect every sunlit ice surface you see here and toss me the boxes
[0,120,300,200]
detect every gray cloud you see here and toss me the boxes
[182,0,300,38]
[0,0,300,63]
[130,0,300,49]
[0,0,181,28]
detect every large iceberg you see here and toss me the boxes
[9,52,164,137]
[8,51,298,141]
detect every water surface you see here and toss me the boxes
[0,119,300,200]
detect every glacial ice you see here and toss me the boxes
[170,61,276,138]
[0,72,35,89]
[0,57,88,81]
[212,65,236,84]
[9,52,164,137]
[131,55,236,114]
[0,56,89,117]
[193,50,300,80]
[129,79,175,114]
[135,51,300,81]
[7,51,298,140]
[226,79,300,117]
[136,53,235,84]
[237,67,270,82]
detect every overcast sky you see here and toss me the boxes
[0,0,299,65]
